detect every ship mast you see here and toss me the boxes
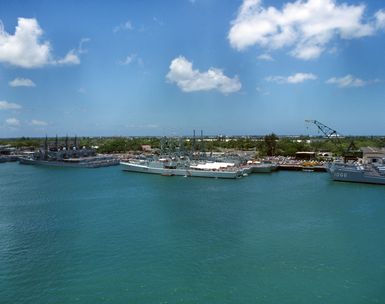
[55,135,58,151]
[200,130,206,160]
[193,130,196,153]
[65,135,69,150]
[44,135,48,160]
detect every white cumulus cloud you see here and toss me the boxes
[257,53,274,61]
[31,119,48,126]
[228,0,382,60]
[166,56,241,94]
[0,18,87,68]
[326,74,368,87]
[266,72,317,84]
[0,18,51,68]
[0,100,22,110]
[119,53,143,66]
[78,87,86,94]
[5,117,20,126]
[113,21,133,33]
[9,77,36,87]
[121,54,135,65]
[55,38,89,66]
[56,49,80,65]
[375,10,385,29]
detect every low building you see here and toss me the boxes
[295,151,316,160]
[318,151,333,158]
[141,145,152,152]
[361,147,385,164]
[0,145,17,155]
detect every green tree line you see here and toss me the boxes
[1,135,384,156]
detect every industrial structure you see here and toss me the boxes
[305,120,363,162]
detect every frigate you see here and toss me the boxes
[327,163,385,185]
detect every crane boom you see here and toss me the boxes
[305,119,362,161]
[305,120,340,142]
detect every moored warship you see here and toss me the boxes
[19,136,119,168]
[327,162,385,185]
[121,158,243,179]
[121,132,248,178]
[121,132,279,179]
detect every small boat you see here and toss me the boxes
[247,161,278,173]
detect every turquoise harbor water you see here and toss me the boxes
[1,163,385,303]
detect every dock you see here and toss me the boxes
[278,164,327,172]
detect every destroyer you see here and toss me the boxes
[328,162,385,185]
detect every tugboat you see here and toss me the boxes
[19,136,119,168]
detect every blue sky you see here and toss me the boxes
[1,0,385,137]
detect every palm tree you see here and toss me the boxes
[264,133,278,156]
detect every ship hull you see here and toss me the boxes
[249,164,277,173]
[328,164,385,185]
[120,162,241,179]
[19,157,119,168]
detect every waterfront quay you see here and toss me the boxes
[2,135,385,175]
[0,150,328,172]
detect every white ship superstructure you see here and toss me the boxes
[121,158,243,179]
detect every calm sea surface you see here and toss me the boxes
[1,162,385,303]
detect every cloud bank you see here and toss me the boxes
[228,0,384,60]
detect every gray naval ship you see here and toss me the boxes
[19,136,119,168]
[121,132,278,179]
[328,162,385,185]
[121,158,244,179]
